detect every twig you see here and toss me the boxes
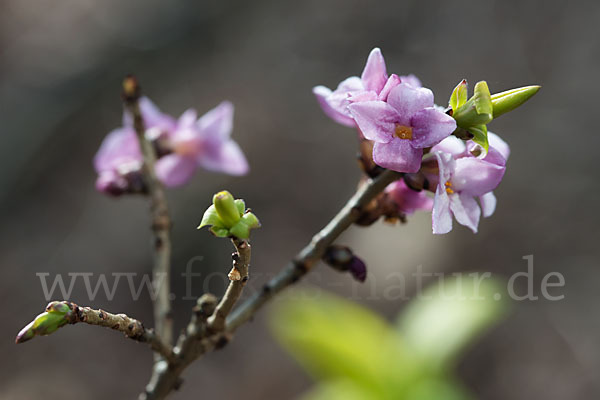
[139,168,402,400]
[208,239,251,332]
[122,77,174,350]
[26,301,176,363]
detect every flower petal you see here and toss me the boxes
[93,127,141,172]
[155,154,198,187]
[386,180,433,214]
[452,158,505,196]
[123,97,176,132]
[178,109,198,129]
[449,193,481,233]
[410,108,456,148]
[488,131,510,160]
[432,187,452,234]
[313,85,356,127]
[197,101,234,139]
[431,136,467,158]
[378,74,401,102]
[360,48,388,94]
[479,192,497,218]
[434,151,456,185]
[198,139,249,176]
[348,101,399,143]
[387,83,434,122]
[400,74,422,88]
[372,139,423,173]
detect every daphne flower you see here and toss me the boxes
[313,48,418,127]
[432,152,505,234]
[431,132,510,218]
[348,83,456,173]
[95,98,248,194]
[154,101,248,187]
[385,180,433,215]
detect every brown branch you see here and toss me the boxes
[207,239,251,332]
[122,77,173,351]
[139,168,402,400]
[19,301,176,363]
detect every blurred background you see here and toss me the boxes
[1,0,598,398]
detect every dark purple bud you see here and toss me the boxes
[323,245,367,282]
[348,256,367,282]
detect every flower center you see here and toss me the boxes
[394,124,413,140]
[444,181,454,194]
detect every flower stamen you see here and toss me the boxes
[444,181,454,194]
[394,124,413,140]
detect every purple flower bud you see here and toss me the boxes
[347,256,367,282]
[323,245,367,282]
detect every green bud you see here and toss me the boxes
[234,199,246,215]
[16,302,72,344]
[198,205,223,230]
[241,212,260,229]
[213,191,241,227]
[230,222,250,240]
[491,85,540,118]
[452,80,493,128]
[199,191,260,239]
[449,79,468,112]
[210,226,231,238]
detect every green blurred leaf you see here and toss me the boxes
[301,379,380,400]
[396,277,508,371]
[405,378,474,400]
[269,290,416,395]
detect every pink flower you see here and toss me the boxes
[385,180,433,215]
[432,150,506,234]
[154,101,248,187]
[94,98,248,194]
[348,83,456,173]
[313,48,419,127]
[430,132,510,219]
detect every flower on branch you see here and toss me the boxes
[348,82,456,173]
[431,142,506,234]
[313,47,421,127]
[94,98,248,195]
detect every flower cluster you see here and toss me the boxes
[94,98,248,196]
[313,47,537,234]
[314,48,456,173]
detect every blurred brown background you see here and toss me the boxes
[1,0,598,398]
